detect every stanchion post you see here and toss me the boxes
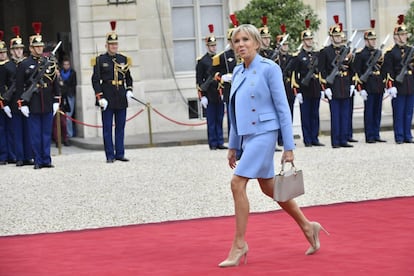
[146,102,153,146]
[56,110,62,155]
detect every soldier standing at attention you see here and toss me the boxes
[0,30,14,165]
[318,15,354,148]
[16,22,61,169]
[92,21,134,162]
[353,19,387,144]
[258,16,274,59]
[211,14,239,134]
[382,15,414,144]
[196,24,227,150]
[290,20,325,147]
[8,26,34,167]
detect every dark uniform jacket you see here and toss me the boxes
[382,44,414,95]
[211,48,237,103]
[8,58,25,113]
[0,60,14,105]
[353,46,385,94]
[61,68,77,98]
[196,52,221,104]
[16,55,60,114]
[92,52,133,110]
[259,47,274,60]
[290,49,322,98]
[318,44,352,99]
[274,52,295,100]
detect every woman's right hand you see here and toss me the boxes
[228,149,237,169]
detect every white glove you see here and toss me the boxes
[324,88,333,100]
[221,73,232,83]
[99,98,108,111]
[360,89,368,101]
[320,91,325,99]
[350,85,355,97]
[387,87,397,98]
[20,105,30,117]
[3,106,12,118]
[296,93,303,104]
[200,96,208,109]
[126,90,133,103]
[53,103,59,116]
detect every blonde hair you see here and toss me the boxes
[231,24,263,52]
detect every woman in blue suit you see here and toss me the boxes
[219,24,328,268]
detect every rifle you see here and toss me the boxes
[270,33,290,61]
[3,81,15,102]
[395,45,414,83]
[326,30,357,85]
[21,41,62,102]
[301,55,318,86]
[360,35,390,83]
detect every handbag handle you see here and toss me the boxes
[279,160,297,175]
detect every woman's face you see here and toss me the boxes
[233,30,259,61]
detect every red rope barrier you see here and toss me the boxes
[59,108,145,128]
[151,107,206,126]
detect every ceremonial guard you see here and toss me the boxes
[273,24,295,148]
[0,30,15,164]
[382,15,414,144]
[353,19,387,143]
[7,26,34,167]
[258,16,274,59]
[318,15,354,148]
[16,22,61,169]
[196,24,227,150]
[211,14,239,133]
[290,20,324,147]
[92,21,134,162]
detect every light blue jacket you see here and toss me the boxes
[228,54,295,151]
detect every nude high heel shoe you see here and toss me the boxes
[218,243,249,267]
[305,222,329,255]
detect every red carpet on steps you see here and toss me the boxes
[0,197,413,276]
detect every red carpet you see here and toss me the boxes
[1,197,413,276]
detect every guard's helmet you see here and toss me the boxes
[10,26,24,49]
[106,21,118,44]
[394,14,408,35]
[205,24,216,46]
[0,30,7,53]
[329,15,343,36]
[364,19,376,40]
[29,22,44,47]
[259,16,271,38]
[301,19,314,40]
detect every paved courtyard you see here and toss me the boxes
[1,130,413,236]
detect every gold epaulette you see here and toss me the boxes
[291,71,299,89]
[212,51,223,66]
[91,56,98,67]
[291,51,299,57]
[196,56,202,62]
[0,59,9,65]
[384,46,393,53]
[118,52,132,66]
[355,48,363,54]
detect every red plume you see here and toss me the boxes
[230,14,238,27]
[12,26,20,37]
[32,22,42,35]
[339,23,343,32]
[333,15,339,24]
[208,24,214,33]
[280,24,286,34]
[370,19,375,29]
[305,19,311,29]
[110,20,116,31]
[0,30,4,41]
[398,14,404,24]
[262,16,267,26]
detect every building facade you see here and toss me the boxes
[0,0,411,138]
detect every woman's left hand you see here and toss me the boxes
[281,150,294,163]
[228,149,237,169]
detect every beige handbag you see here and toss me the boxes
[273,161,305,202]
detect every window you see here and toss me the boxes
[171,0,225,73]
[326,0,371,47]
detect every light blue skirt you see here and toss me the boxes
[234,130,278,179]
